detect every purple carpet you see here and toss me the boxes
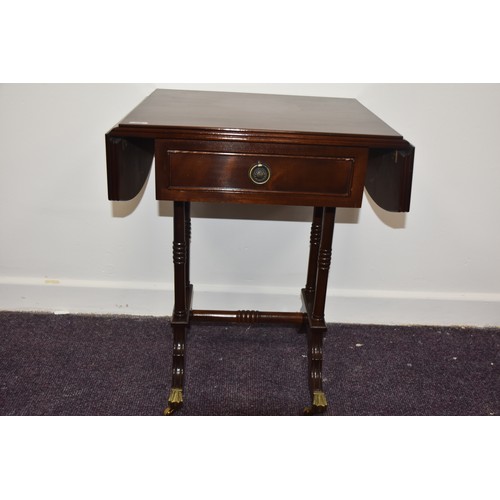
[0,312,498,415]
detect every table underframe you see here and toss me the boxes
[164,201,336,415]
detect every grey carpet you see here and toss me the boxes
[0,312,498,415]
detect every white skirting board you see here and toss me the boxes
[0,277,499,327]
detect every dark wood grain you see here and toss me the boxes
[108,89,414,210]
[105,135,154,201]
[154,139,369,207]
[162,149,366,207]
[105,89,416,415]
[117,89,402,138]
[366,147,415,212]
[190,310,307,325]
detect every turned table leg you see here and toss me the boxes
[303,206,336,415]
[165,201,191,415]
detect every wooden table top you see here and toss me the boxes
[117,89,402,139]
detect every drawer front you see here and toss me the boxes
[157,147,368,206]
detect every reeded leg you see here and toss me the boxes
[164,324,186,415]
[303,329,328,415]
[303,206,336,415]
[304,207,324,295]
[164,201,190,415]
[184,201,191,289]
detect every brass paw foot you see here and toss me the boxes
[163,388,183,416]
[303,390,328,415]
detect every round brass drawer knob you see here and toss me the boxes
[249,162,271,185]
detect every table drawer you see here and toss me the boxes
[157,148,368,206]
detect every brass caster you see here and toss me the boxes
[163,406,177,416]
[303,406,313,415]
[163,388,183,416]
[303,405,327,415]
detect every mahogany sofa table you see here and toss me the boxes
[106,89,414,415]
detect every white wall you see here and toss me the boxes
[1,83,499,326]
